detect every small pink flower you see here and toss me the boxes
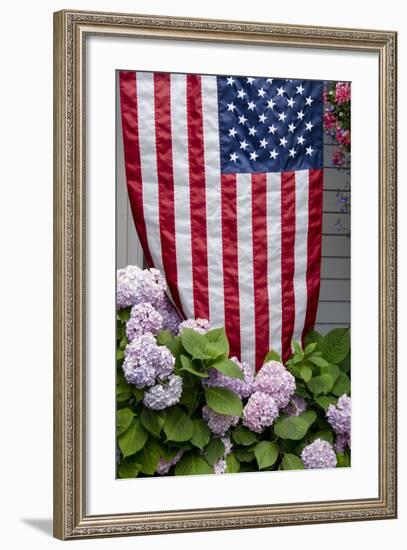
[335,82,351,105]
[332,148,345,166]
[324,110,337,130]
[335,127,350,147]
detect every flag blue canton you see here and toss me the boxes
[218,76,323,174]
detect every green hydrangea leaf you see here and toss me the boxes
[263,349,282,363]
[204,437,225,466]
[163,406,194,442]
[210,358,244,380]
[117,457,142,479]
[274,415,309,440]
[281,454,304,470]
[140,407,166,437]
[135,438,162,475]
[190,419,211,450]
[226,452,240,473]
[332,371,350,396]
[118,417,148,458]
[156,330,173,346]
[180,355,208,378]
[254,441,279,470]
[322,328,350,364]
[232,425,258,446]
[205,387,243,416]
[307,373,335,396]
[116,408,134,436]
[175,452,213,475]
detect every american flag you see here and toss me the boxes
[119,71,324,368]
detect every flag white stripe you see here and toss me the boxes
[267,172,283,355]
[201,76,225,327]
[170,73,194,318]
[136,72,162,270]
[236,173,255,368]
[292,170,309,342]
[201,75,225,328]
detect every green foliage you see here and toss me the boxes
[190,419,211,450]
[156,329,173,346]
[117,307,131,322]
[307,374,335,396]
[140,407,166,437]
[116,315,351,477]
[204,437,225,466]
[226,452,241,473]
[254,441,279,469]
[281,454,304,470]
[205,387,243,416]
[163,406,194,442]
[117,456,142,479]
[116,372,133,402]
[181,328,224,360]
[336,450,351,468]
[274,415,310,440]
[180,355,208,378]
[116,408,134,436]
[264,349,282,362]
[322,328,350,364]
[118,417,148,458]
[210,358,244,380]
[175,452,213,475]
[135,438,162,475]
[232,425,258,446]
[332,371,351,396]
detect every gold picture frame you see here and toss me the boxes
[53,9,397,540]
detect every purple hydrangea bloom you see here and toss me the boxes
[117,265,166,309]
[301,438,337,469]
[126,302,163,341]
[122,333,174,388]
[203,357,254,399]
[253,361,296,409]
[156,450,184,475]
[178,318,210,334]
[333,433,350,453]
[213,459,227,475]
[213,435,234,475]
[242,391,279,433]
[156,294,182,335]
[326,394,351,435]
[282,395,307,417]
[202,405,239,437]
[221,436,233,457]
[143,374,183,410]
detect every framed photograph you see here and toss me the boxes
[53,9,397,540]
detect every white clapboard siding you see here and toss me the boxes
[315,143,350,333]
[116,87,350,335]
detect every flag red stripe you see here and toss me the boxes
[186,74,209,319]
[221,173,241,359]
[281,171,296,362]
[251,173,270,370]
[153,73,184,315]
[302,168,324,341]
[119,71,154,268]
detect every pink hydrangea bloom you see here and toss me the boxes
[335,82,351,105]
[324,110,337,130]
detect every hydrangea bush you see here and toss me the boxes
[116,266,351,478]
